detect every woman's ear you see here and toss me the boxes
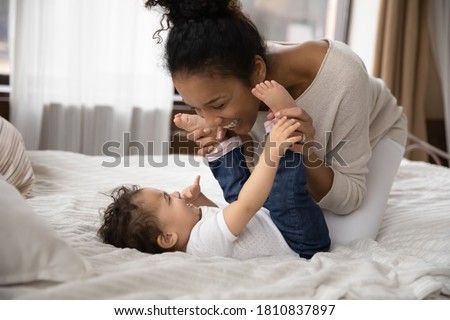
[251,55,267,86]
[157,232,178,250]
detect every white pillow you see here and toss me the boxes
[0,116,35,196]
[0,177,90,285]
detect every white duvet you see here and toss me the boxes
[3,151,450,299]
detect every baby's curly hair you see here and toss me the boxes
[98,185,166,254]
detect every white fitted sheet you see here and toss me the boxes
[1,151,449,299]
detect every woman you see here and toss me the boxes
[145,0,407,245]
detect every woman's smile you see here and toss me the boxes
[173,73,260,135]
[223,119,240,129]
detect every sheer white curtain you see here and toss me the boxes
[9,0,173,155]
[428,0,450,153]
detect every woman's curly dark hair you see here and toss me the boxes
[145,0,267,84]
[145,0,239,26]
[98,185,167,254]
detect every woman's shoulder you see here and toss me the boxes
[296,39,329,54]
[276,40,329,75]
[305,40,370,87]
[269,39,363,70]
[267,39,328,54]
[297,40,329,75]
[297,40,367,76]
[268,40,329,97]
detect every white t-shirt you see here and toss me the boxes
[186,206,297,260]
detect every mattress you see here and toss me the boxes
[1,150,450,299]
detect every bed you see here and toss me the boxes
[1,147,450,300]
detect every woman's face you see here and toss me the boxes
[173,72,261,135]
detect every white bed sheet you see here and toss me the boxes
[1,150,450,299]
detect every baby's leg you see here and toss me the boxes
[251,80,297,114]
[264,150,330,258]
[208,139,250,203]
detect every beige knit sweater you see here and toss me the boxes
[251,40,407,215]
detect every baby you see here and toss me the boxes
[98,81,330,259]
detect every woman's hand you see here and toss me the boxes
[267,107,315,155]
[173,113,227,156]
[181,175,201,203]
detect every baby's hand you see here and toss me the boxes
[266,117,302,158]
[181,175,201,203]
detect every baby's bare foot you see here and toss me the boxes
[173,113,206,132]
[173,113,226,142]
[251,80,297,113]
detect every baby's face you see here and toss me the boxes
[135,188,201,241]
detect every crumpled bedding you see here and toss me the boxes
[2,151,449,299]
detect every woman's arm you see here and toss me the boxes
[302,150,334,202]
[265,41,374,214]
[269,95,370,215]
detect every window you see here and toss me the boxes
[241,0,350,43]
[0,0,9,77]
[0,0,9,120]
